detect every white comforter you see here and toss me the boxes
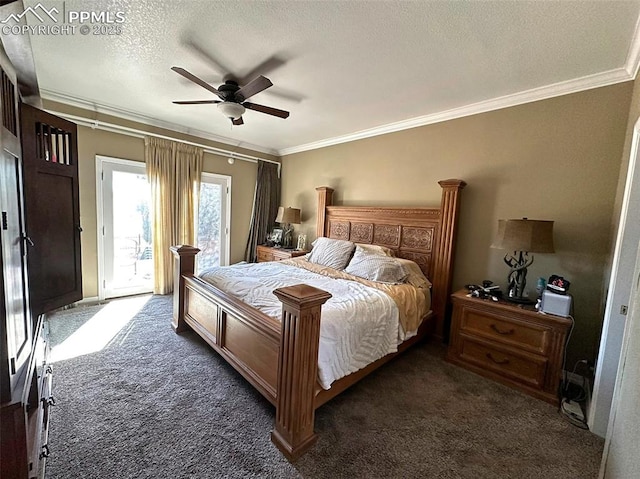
[199,261,399,389]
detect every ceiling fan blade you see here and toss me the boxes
[261,87,306,104]
[235,76,273,101]
[232,117,244,126]
[183,39,236,81]
[239,56,287,86]
[172,100,221,105]
[243,102,290,119]
[171,67,224,98]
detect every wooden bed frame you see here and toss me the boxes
[171,179,465,460]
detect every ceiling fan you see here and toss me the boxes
[171,66,290,125]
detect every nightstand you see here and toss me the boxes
[256,245,308,262]
[446,289,572,404]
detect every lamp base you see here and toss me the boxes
[282,224,294,249]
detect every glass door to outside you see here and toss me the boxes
[98,157,153,299]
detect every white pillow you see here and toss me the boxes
[345,249,407,283]
[307,237,355,270]
[395,258,431,289]
[354,243,394,257]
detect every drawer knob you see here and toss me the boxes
[486,352,510,365]
[490,324,514,335]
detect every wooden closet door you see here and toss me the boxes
[20,104,81,314]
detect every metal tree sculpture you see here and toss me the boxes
[504,251,534,299]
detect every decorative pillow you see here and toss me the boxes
[345,249,407,283]
[395,258,431,289]
[307,237,355,270]
[354,243,395,257]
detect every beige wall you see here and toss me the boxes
[281,83,633,364]
[47,100,278,300]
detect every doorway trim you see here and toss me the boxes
[589,116,640,436]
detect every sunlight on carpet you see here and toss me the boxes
[49,295,151,363]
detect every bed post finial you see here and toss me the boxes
[433,179,466,338]
[272,284,332,461]
[315,186,334,238]
[170,245,200,333]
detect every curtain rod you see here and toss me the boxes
[48,110,282,170]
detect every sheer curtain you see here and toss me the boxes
[245,161,280,262]
[145,136,203,294]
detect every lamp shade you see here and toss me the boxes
[217,102,245,120]
[491,218,555,253]
[275,207,301,224]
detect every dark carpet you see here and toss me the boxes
[45,295,603,479]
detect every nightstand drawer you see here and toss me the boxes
[271,250,291,261]
[257,250,274,262]
[256,245,308,263]
[459,337,547,389]
[461,308,550,355]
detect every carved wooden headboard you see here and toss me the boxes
[315,179,466,338]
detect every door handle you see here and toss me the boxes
[22,234,34,247]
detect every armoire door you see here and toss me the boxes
[0,56,31,403]
[0,153,32,402]
[20,104,81,315]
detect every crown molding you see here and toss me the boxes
[40,88,279,156]
[625,14,640,78]
[278,68,634,156]
[42,58,639,160]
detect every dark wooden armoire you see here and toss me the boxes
[0,43,81,479]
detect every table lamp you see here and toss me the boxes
[275,206,301,249]
[491,218,555,303]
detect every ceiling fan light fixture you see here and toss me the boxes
[218,102,245,120]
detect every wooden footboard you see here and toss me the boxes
[171,245,331,459]
[171,178,465,460]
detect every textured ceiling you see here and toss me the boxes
[17,0,640,155]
